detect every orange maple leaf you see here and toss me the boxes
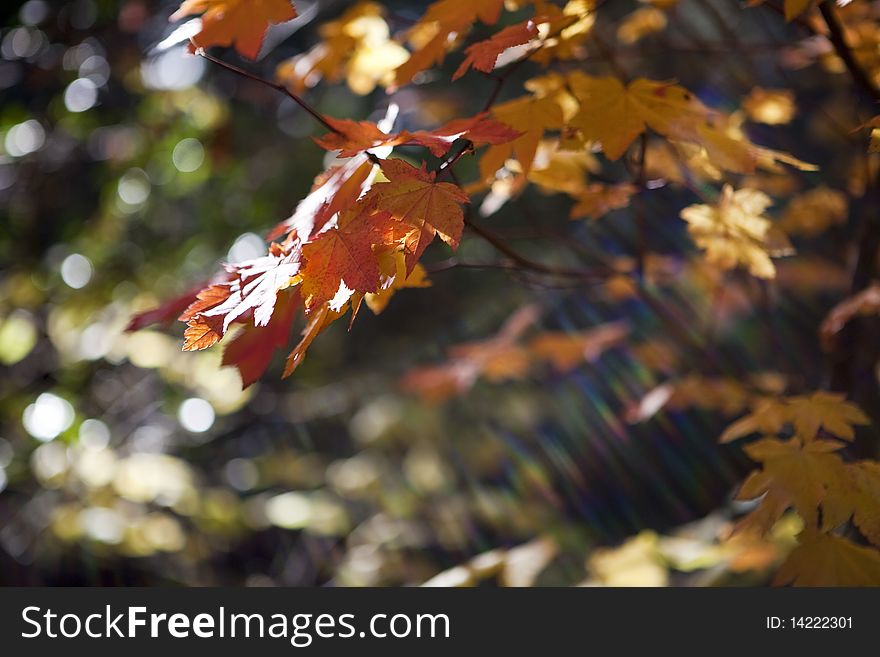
[171,0,297,60]
[528,322,630,372]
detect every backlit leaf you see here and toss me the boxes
[171,0,297,59]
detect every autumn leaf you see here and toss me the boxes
[364,251,432,315]
[528,322,629,372]
[734,471,794,536]
[680,185,792,279]
[719,397,793,443]
[312,118,402,158]
[406,114,521,157]
[275,2,407,95]
[567,74,812,174]
[567,74,709,160]
[282,302,345,377]
[314,113,519,159]
[300,208,397,311]
[526,140,598,196]
[480,95,565,179]
[773,531,880,586]
[393,0,506,87]
[399,360,482,404]
[171,0,297,60]
[587,532,668,587]
[401,305,539,402]
[740,437,846,529]
[221,288,299,387]
[126,281,214,332]
[364,158,470,270]
[820,281,880,348]
[786,391,870,441]
[570,183,637,221]
[529,0,596,65]
[180,284,234,351]
[453,19,539,80]
[781,186,848,237]
[742,87,797,125]
[182,313,226,352]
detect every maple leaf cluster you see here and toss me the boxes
[172,154,485,386]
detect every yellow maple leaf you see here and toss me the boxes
[720,392,869,442]
[742,87,797,125]
[570,183,637,221]
[821,281,880,348]
[822,461,880,546]
[735,472,794,537]
[719,397,792,443]
[773,530,880,586]
[680,185,792,279]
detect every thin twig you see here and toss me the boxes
[817,2,880,104]
[194,46,383,165]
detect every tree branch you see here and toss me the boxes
[818,3,880,105]
[193,46,382,165]
[462,214,608,282]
